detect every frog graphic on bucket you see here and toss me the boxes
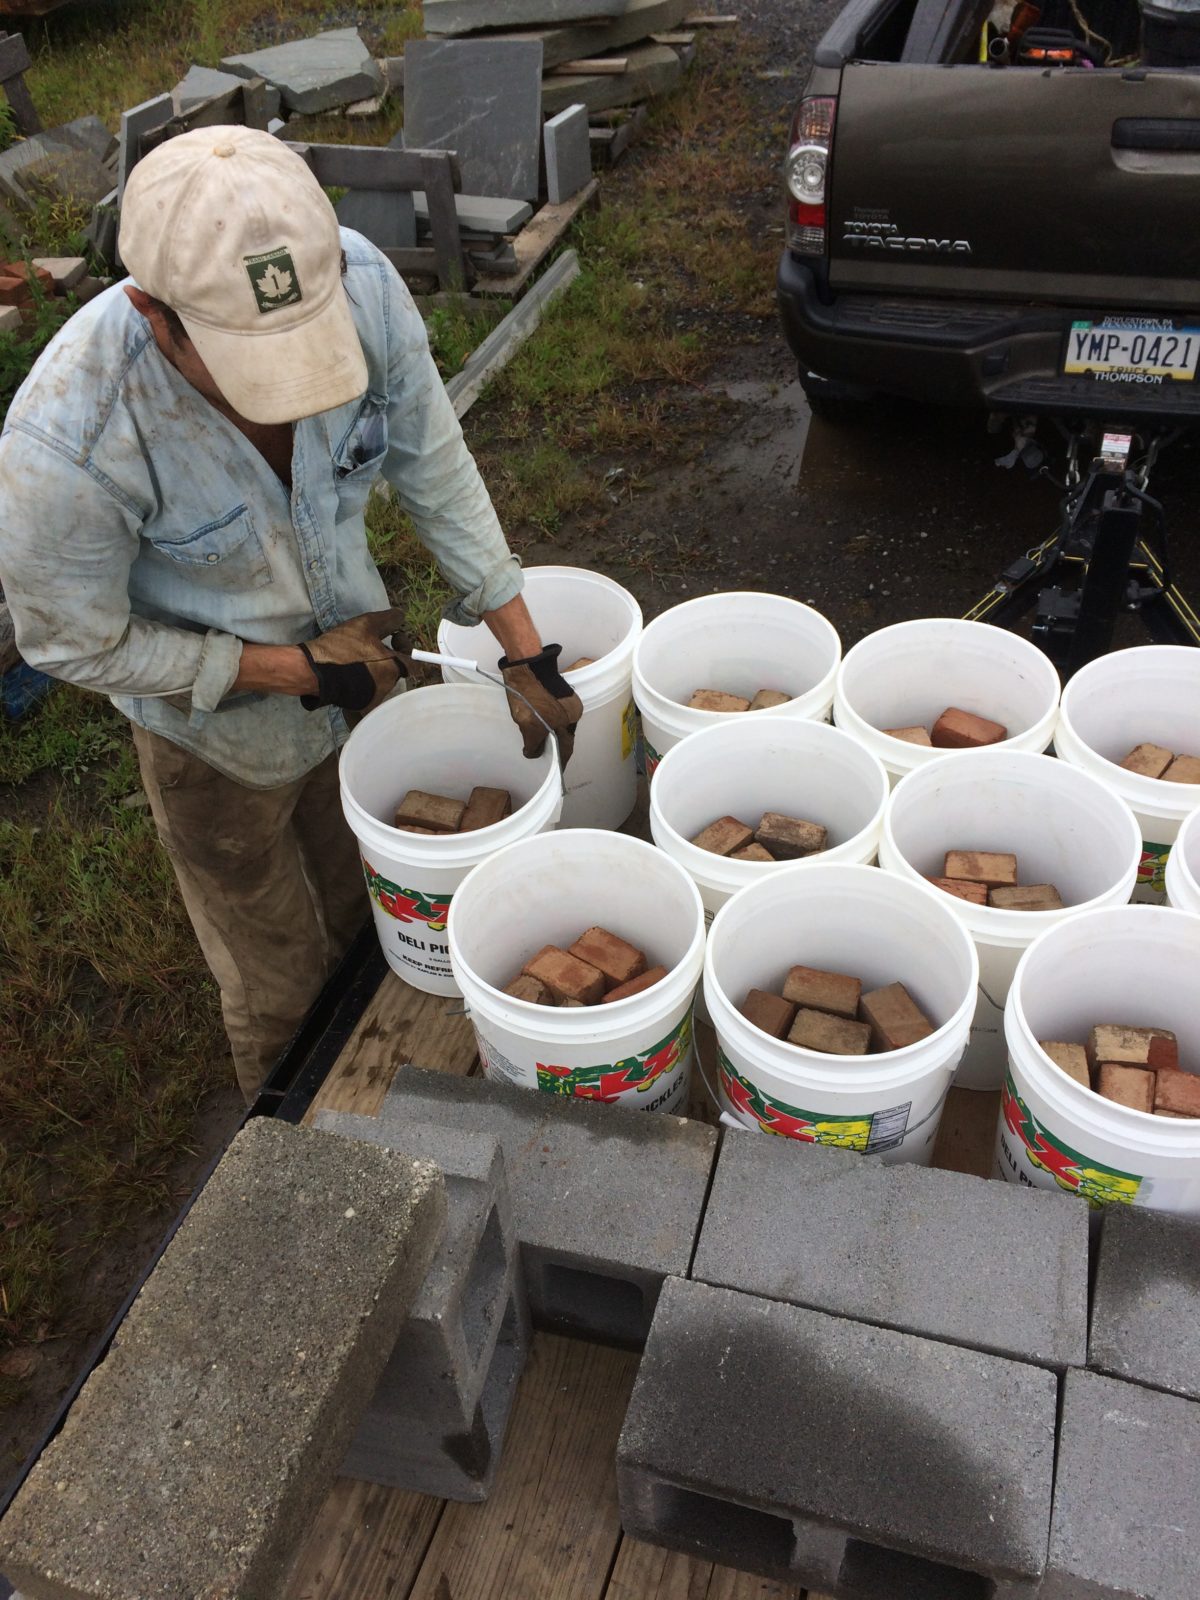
[718,1051,876,1150]
[1000,1070,1142,1207]
[536,1013,691,1101]
[361,856,450,932]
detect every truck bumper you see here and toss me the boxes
[777,250,1200,421]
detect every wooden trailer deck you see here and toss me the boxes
[282,968,1001,1600]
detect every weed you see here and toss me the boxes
[424,296,499,381]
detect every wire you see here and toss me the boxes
[1066,0,1112,60]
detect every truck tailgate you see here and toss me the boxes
[829,63,1200,307]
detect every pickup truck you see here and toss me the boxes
[777,0,1200,420]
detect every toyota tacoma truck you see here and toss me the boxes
[777,0,1200,418]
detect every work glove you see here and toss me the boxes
[298,607,414,715]
[499,643,584,767]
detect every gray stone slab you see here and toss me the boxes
[424,0,630,34]
[413,191,533,235]
[0,131,78,208]
[222,28,384,116]
[117,93,173,201]
[450,0,690,69]
[691,1131,1088,1370]
[1042,1369,1200,1600]
[542,42,683,118]
[1090,1206,1200,1402]
[335,188,417,251]
[403,39,544,203]
[0,1120,445,1600]
[58,115,118,164]
[172,63,247,113]
[19,147,113,210]
[544,103,591,205]
[380,1065,717,1347]
[618,1277,1057,1598]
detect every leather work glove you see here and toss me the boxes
[500,643,584,767]
[298,608,414,716]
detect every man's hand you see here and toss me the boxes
[500,643,583,766]
[298,608,413,715]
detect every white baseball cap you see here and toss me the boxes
[119,126,369,425]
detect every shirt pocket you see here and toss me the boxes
[146,504,273,590]
[332,398,388,522]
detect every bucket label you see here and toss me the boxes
[361,856,451,932]
[1138,840,1171,897]
[718,1050,910,1153]
[644,734,663,778]
[535,1012,692,1106]
[621,699,638,762]
[999,1069,1143,1207]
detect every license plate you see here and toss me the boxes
[1065,321,1200,381]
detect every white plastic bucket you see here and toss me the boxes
[438,565,642,830]
[880,750,1142,1092]
[833,618,1062,786]
[704,863,979,1164]
[1055,645,1200,902]
[448,829,706,1112]
[1165,806,1200,913]
[999,906,1200,1215]
[649,716,889,925]
[340,684,562,994]
[631,591,841,775]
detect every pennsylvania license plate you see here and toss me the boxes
[1065,321,1200,382]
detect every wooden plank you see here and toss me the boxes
[473,177,599,298]
[304,973,478,1122]
[420,148,468,292]
[296,143,435,192]
[408,1334,638,1600]
[446,248,580,419]
[286,1477,444,1600]
[650,31,698,43]
[606,1538,803,1598]
[0,599,19,676]
[931,1086,1000,1179]
[608,105,649,164]
[551,56,631,74]
[683,13,739,23]
[0,31,40,135]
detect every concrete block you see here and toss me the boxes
[0,304,20,333]
[691,1130,1088,1369]
[617,1277,1057,1597]
[380,1065,717,1347]
[30,256,87,291]
[445,0,690,69]
[403,39,544,202]
[1042,1369,1200,1600]
[315,1112,530,1501]
[1089,1206,1200,1402]
[222,28,384,116]
[335,187,417,251]
[544,103,591,205]
[424,0,631,35]
[172,63,247,113]
[0,1120,445,1600]
[542,43,683,118]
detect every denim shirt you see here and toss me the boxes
[0,229,523,788]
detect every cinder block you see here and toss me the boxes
[314,1112,530,1500]
[0,1121,445,1600]
[1089,1206,1200,1402]
[379,1065,717,1347]
[691,1130,1088,1369]
[1042,1369,1200,1600]
[618,1277,1056,1597]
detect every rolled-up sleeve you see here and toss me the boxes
[0,432,243,708]
[380,273,523,626]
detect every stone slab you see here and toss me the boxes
[117,93,173,201]
[413,191,533,234]
[31,256,87,290]
[380,1065,717,1347]
[542,42,683,117]
[1089,1206,1200,1402]
[222,28,384,116]
[0,127,116,211]
[403,38,544,202]
[691,1131,1088,1369]
[442,0,691,68]
[1042,1369,1200,1600]
[0,1120,445,1600]
[617,1277,1057,1597]
[424,0,630,34]
[0,303,20,332]
[335,187,417,251]
[543,102,591,205]
[57,116,118,165]
[172,63,247,113]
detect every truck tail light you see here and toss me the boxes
[784,96,836,255]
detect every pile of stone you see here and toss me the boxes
[742,965,935,1055]
[1120,741,1200,783]
[885,704,1008,747]
[1041,1023,1200,1118]
[508,924,667,1005]
[393,785,513,834]
[0,114,118,285]
[928,848,1064,910]
[692,811,827,861]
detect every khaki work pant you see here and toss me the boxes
[132,725,366,1102]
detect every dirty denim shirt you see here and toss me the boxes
[0,228,522,788]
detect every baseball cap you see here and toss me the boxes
[118,126,368,425]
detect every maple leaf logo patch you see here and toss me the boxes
[244,246,303,314]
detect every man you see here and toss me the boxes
[0,127,581,1101]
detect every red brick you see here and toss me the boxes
[1039,1040,1091,1089]
[394,789,466,832]
[884,725,933,746]
[749,689,791,711]
[930,707,1008,749]
[0,260,53,294]
[568,926,646,989]
[1163,754,1200,784]
[732,842,775,862]
[504,973,556,1005]
[928,876,988,906]
[781,964,862,1020]
[1096,1063,1155,1113]
[691,816,755,856]
[1119,743,1174,779]
[688,689,751,713]
[600,965,669,1003]
[754,813,828,860]
[565,657,595,672]
[740,988,797,1038]
[459,786,512,832]
[1086,1023,1178,1074]
[0,275,31,307]
[943,850,1018,888]
[1152,1069,1200,1119]
[859,983,935,1052]
[987,884,1064,911]
[394,824,440,834]
[523,946,606,1005]
[787,1008,871,1055]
